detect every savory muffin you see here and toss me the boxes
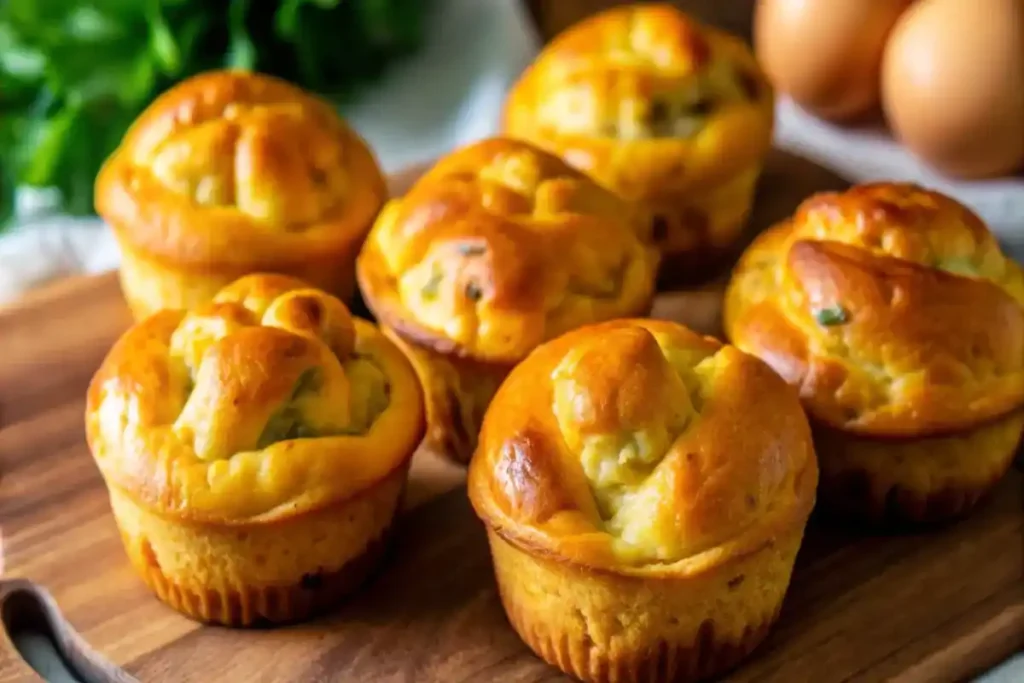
[725,183,1024,524]
[85,274,424,626]
[468,319,818,683]
[357,137,659,464]
[96,69,387,319]
[503,3,774,285]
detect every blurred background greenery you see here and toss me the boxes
[0,0,431,228]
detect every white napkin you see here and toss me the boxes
[0,0,540,305]
[774,97,1024,251]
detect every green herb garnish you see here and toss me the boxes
[421,270,443,299]
[0,0,431,227]
[456,243,486,256]
[647,99,670,125]
[258,408,315,447]
[814,306,849,327]
[292,367,322,397]
[464,281,482,302]
[256,368,323,447]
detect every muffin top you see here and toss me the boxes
[95,70,387,267]
[85,274,424,524]
[467,319,817,574]
[725,183,1024,437]
[356,137,659,364]
[503,3,773,197]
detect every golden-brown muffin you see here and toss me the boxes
[725,182,1024,524]
[85,274,424,626]
[96,70,387,319]
[468,319,818,683]
[357,137,659,464]
[503,3,774,285]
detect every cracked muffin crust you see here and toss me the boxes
[503,3,774,285]
[468,319,817,683]
[85,274,424,626]
[357,137,659,464]
[96,70,387,319]
[725,183,1024,523]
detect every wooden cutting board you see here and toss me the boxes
[1,152,1022,683]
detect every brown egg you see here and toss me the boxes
[882,0,1024,178]
[755,0,914,120]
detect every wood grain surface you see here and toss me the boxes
[1,150,1023,683]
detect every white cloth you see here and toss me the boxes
[0,0,540,304]
[774,97,1024,250]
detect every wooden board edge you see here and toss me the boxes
[0,578,138,683]
[893,600,1024,683]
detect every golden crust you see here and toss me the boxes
[85,274,425,525]
[96,70,387,315]
[503,4,773,272]
[725,182,1024,438]
[356,137,659,364]
[468,318,818,572]
[356,136,659,366]
[357,137,657,463]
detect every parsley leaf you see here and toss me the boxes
[814,305,849,327]
[0,0,430,229]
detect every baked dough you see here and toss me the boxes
[96,70,387,318]
[504,4,773,284]
[357,137,659,463]
[469,319,817,682]
[85,274,424,625]
[725,182,1024,523]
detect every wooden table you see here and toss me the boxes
[3,146,1023,683]
[2,3,1023,682]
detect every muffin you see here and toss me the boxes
[503,3,774,285]
[725,183,1024,524]
[468,319,818,683]
[357,137,659,464]
[96,70,387,319]
[84,274,424,626]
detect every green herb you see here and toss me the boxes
[421,269,443,299]
[939,257,978,278]
[814,305,849,327]
[646,99,670,125]
[0,0,430,228]
[257,368,323,446]
[292,367,322,396]
[258,407,316,447]
[456,243,486,256]
[689,98,714,117]
[464,281,482,302]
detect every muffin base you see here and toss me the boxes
[108,461,408,626]
[814,411,1024,525]
[486,528,804,683]
[118,242,358,320]
[383,326,510,465]
[654,165,761,289]
[128,522,392,627]
[656,244,739,292]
